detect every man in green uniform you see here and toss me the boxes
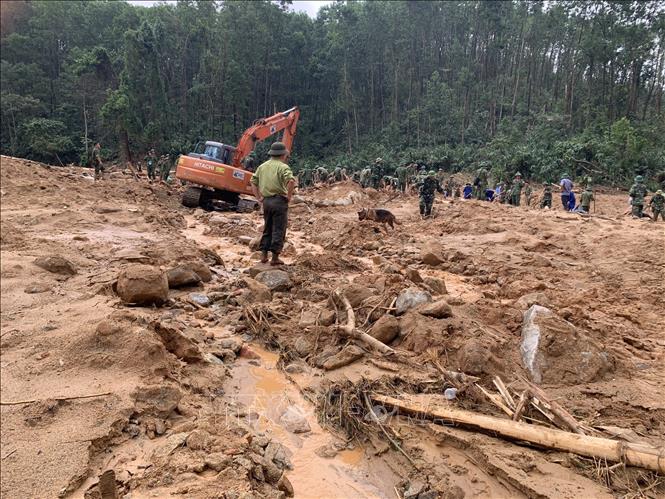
[419,170,443,218]
[144,148,157,181]
[395,165,408,193]
[510,172,524,206]
[332,165,343,183]
[579,186,594,213]
[250,142,296,266]
[541,182,552,208]
[524,181,533,207]
[159,154,171,183]
[649,190,664,222]
[371,158,384,189]
[315,166,329,185]
[475,167,488,200]
[359,167,371,188]
[92,142,103,180]
[444,176,457,198]
[628,175,648,218]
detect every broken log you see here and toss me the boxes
[333,290,395,354]
[521,378,584,435]
[512,390,531,422]
[371,393,665,473]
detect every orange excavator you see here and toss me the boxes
[176,106,300,209]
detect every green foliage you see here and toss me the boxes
[0,0,663,187]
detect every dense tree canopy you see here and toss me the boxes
[1,0,664,186]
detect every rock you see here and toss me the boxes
[248,264,271,277]
[182,260,213,282]
[294,337,313,357]
[263,461,283,484]
[521,305,614,385]
[343,284,374,307]
[322,345,364,370]
[152,321,203,362]
[239,345,261,360]
[211,349,236,363]
[205,453,231,472]
[186,429,212,451]
[404,480,426,499]
[114,248,149,262]
[95,320,123,337]
[418,300,453,318]
[368,315,399,344]
[405,267,423,283]
[279,406,311,433]
[264,442,293,470]
[284,363,306,374]
[249,236,262,251]
[189,292,210,307]
[515,292,551,310]
[277,474,294,497]
[218,337,243,353]
[457,340,492,375]
[312,346,339,367]
[116,265,168,305]
[423,276,447,295]
[152,432,188,459]
[251,465,265,482]
[24,283,52,294]
[132,384,183,417]
[34,256,77,276]
[167,267,201,288]
[238,235,254,246]
[255,270,292,292]
[94,204,122,213]
[395,288,432,315]
[299,308,335,327]
[420,242,445,266]
[241,277,272,302]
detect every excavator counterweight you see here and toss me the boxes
[175,107,299,210]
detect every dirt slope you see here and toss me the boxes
[1,156,663,498]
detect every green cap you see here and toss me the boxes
[268,142,288,156]
[635,175,643,182]
[515,172,522,177]
[657,190,663,195]
[562,173,570,179]
[428,170,436,176]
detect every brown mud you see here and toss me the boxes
[1,156,664,498]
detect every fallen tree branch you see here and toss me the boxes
[521,378,584,435]
[1,392,113,406]
[512,390,531,422]
[333,290,395,354]
[371,393,665,473]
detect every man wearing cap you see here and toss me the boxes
[649,190,664,221]
[250,142,296,266]
[418,170,444,218]
[628,175,648,218]
[510,172,524,206]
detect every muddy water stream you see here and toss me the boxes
[226,346,399,498]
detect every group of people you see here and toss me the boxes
[89,143,173,183]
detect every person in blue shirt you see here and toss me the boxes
[463,183,473,199]
[560,174,574,210]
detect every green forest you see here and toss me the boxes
[1,0,664,186]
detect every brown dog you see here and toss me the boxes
[357,208,400,233]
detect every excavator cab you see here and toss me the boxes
[189,141,236,165]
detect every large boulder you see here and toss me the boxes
[420,242,445,266]
[255,269,292,291]
[279,406,311,434]
[521,305,614,385]
[182,260,213,282]
[152,321,203,362]
[369,315,400,344]
[116,265,168,305]
[395,288,432,315]
[34,256,77,275]
[166,266,201,288]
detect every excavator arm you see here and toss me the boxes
[232,106,300,168]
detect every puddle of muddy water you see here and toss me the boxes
[226,345,399,499]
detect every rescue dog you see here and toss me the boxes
[357,208,400,233]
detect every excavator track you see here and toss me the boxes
[182,186,202,208]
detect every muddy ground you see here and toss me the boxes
[1,155,663,499]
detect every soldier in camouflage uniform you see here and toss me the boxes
[144,148,157,181]
[159,154,171,183]
[541,182,552,208]
[332,165,343,183]
[475,167,488,200]
[649,190,664,222]
[371,158,384,189]
[92,143,103,180]
[316,166,329,185]
[629,175,648,218]
[510,172,524,206]
[359,167,371,188]
[419,170,443,217]
[524,181,533,206]
[444,176,457,198]
[579,186,594,213]
[395,165,408,193]
[299,167,313,188]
